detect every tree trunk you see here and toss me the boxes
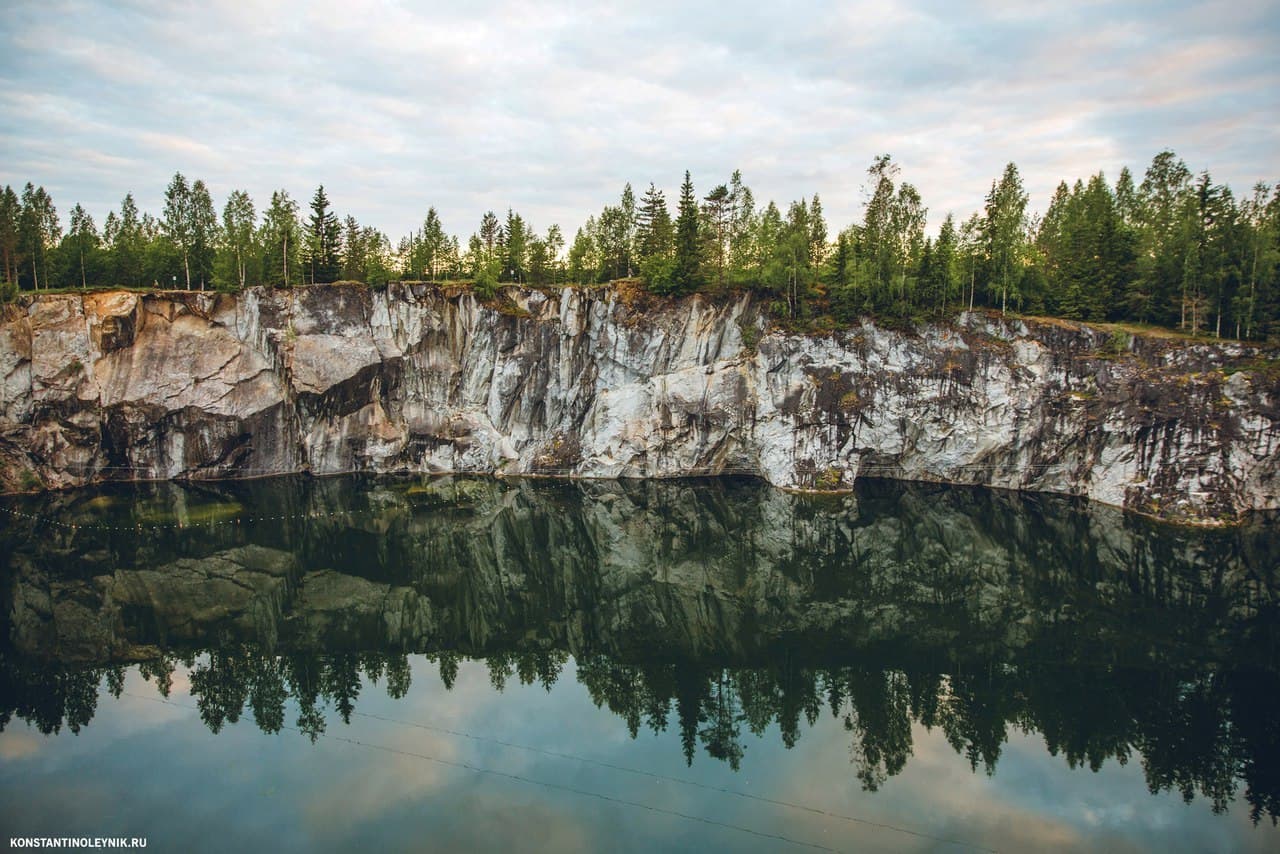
[1247,240,1259,339]
[184,254,191,290]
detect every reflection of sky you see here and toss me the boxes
[2,659,1277,853]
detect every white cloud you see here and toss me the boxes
[0,0,1275,240]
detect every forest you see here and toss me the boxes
[2,150,1278,340]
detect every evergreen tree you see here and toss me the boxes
[619,183,637,276]
[1238,183,1278,338]
[305,185,341,284]
[545,224,564,285]
[478,211,501,268]
[862,155,899,298]
[1115,166,1140,226]
[636,183,673,264]
[0,186,19,285]
[727,171,756,284]
[984,162,1029,314]
[672,171,701,294]
[342,215,367,281]
[830,230,852,291]
[421,208,447,280]
[189,180,218,290]
[18,183,59,291]
[567,221,598,284]
[1135,150,1194,326]
[503,209,528,282]
[924,214,959,314]
[702,183,730,288]
[809,193,828,270]
[65,204,98,289]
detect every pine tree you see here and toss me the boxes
[727,170,755,282]
[0,186,19,285]
[478,211,501,269]
[636,183,673,264]
[672,171,701,294]
[702,184,730,288]
[305,186,341,284]
[1136,150,1194,326]
[189,180,218,290]
[504,209,528,282]
[619,183,637,276]
[420,208,447,280]
[984,162,1029,314]
[932,213,959,314]
[809,193,827,269]
[67,204,98,289]
[19,183,59,291]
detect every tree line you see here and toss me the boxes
[2,150,1278,339]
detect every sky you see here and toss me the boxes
[1,0,1278,242]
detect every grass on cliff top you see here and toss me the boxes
[10,279,1270,349]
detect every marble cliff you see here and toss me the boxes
[0,283,1277,522]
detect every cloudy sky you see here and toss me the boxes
[2,0,1277,241]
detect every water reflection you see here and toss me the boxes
[2,476,1278,825]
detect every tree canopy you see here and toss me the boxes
[4,153,1278,340]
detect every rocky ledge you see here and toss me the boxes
[1,283,1277,523]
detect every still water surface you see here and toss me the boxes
[1,476,1278,852]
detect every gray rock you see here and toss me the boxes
[1,284,1277,523]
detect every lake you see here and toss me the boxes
[2,475,1278,852]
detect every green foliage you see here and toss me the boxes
[4,150,1278,342]
[737,317,761,353]
[473,263,500,300]
[641,254,678,295]
[672,171,702,294]
[1103,330,1132,356]
[305,185,342,284]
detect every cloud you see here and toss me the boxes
[0,0,1275,240]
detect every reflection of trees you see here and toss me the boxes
[2,648,1279,823]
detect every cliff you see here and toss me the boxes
[1,283,1277,522]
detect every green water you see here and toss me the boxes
[1,476,1278,852]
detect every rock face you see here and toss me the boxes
[1,284,1278,522]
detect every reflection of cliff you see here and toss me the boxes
[3,477,1277,666]
[1,477,1278,821]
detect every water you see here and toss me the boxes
[1,475,1278,852]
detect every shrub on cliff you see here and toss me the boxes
[641,255,677,296]
[474,264,500,300]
